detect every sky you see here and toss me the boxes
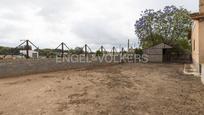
[0,0,199,51]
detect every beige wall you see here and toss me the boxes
[200,0,204,13]
[192,0,204,74]
[199,20,204,63]
[192,21,200,64]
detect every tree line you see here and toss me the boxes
[0,46,85,58]
[135,5,192,53]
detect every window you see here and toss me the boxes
[193,40,196,51]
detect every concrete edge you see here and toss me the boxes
[183,64,201,78]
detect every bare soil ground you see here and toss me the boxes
[0,63,204,115]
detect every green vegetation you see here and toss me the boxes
[0,46,11,55]
[38,49,57,58]
[70,47,84,55]
[0,46,20,55]
[135,5,192,53]
[96,50,103,56]
[134,48,143,54]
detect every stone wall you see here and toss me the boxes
[0,58,112,78]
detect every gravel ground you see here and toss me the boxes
[0,63,204,115]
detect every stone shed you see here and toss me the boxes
[143,43,172,63]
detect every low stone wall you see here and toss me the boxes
[0,58,113,78]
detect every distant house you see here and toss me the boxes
[20,50,39,58]
[191,0,204,76]
[143,43,172,63]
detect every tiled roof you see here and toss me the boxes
[190,12,204,20]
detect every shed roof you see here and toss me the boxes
[147,43,172,49]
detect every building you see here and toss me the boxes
[20,50,39,59]
[191,0,204,77]
[143,43,172,63]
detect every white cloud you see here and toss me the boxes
[0,0,199,50]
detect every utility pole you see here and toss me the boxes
[82,44,92,58]
[16,40,39,59]
[101,46,104,53]
[26,40,29,59]
[128,39,130,52]
[82,44,92,62]
[112,46,116,56]
[85,44,88,57]
[61,42,64,58]
[121,47,124,56]
[55,42,69,58]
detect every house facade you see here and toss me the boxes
[20,50,39,59]
[191,0,204,77]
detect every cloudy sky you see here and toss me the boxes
[0,0,199,50]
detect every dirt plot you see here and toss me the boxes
[0,64,204,115]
